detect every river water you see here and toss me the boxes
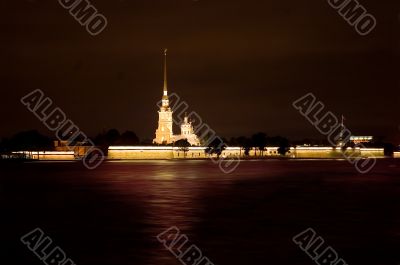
[1,159,400,265]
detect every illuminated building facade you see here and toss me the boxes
[154,49,174,144]
[173,114,200,146]
[153,49,200,146]
[350,136,373,145]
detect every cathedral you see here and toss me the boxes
[153,50,200,146]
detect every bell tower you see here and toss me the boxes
[154,49,174,144]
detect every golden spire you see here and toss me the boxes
[163,48,168,94]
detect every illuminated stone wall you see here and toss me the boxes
[108,149,174,160]
[12,151,75,160]
[292,147,385,158]
[108,146,385,160]
[359,148,386,158]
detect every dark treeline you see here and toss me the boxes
[0,130,53,153]
[0,129,398,155]
[221,133,291,156]
[0,129,143,153]
[94,129,141,147]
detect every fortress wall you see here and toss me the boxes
[173,150,208,158]
[107,147,286,159]
[292,147,385,159]
[360,148,385,158]
[107,146,385,160]
[292,147,339,158]
[253,147,281,157]
[173,147,281,158]
[108,149,174,159]
[31,154,75,160]
[12,151,75,160]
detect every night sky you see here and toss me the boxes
[1,0,399,142]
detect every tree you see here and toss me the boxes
[105,129,120,145]
[251,132,267,157]
[236,136,252,157]
[276,137,290,156]
[205,137,226,158]
[118,131,140,145]
[1,130,53,151]
[175,139,191,158]
[140,138,154,146]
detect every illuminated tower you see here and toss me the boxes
[179,113,200,146]
[154,49,174,144]
[181,114,192,136]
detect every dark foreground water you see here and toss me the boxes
[1,159,400,265]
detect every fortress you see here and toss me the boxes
[9,50,387,161]
[106,50,387,160]
[107,50,384,160]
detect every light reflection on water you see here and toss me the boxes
[2,159,400,265]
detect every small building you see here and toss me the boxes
[54,140,94,157]
[350,136,373,144]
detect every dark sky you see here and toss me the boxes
[1,0,399,142]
